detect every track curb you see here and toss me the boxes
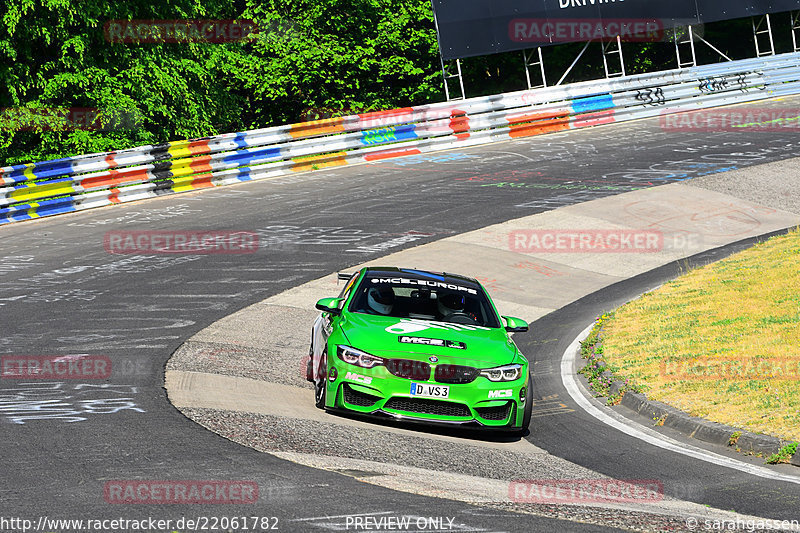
[617,389,789,458]
[585,335,800,467]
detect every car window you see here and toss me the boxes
[349,275,501,328]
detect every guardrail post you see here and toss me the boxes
[752,14,776,57]
[674,25,697,68]
[441,57,466,101]
[523,47,547,89]
[602,35,626,78]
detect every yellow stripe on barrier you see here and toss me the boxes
[291,152,348,172]
[289,118,345,139]
[170,172,213,193]
[167,140,193,160]
[9,181,77,203]
[23,163,36,182]
[169,157,202,178]
[27,201,42,218]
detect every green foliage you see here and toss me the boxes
[0,1,780,167]
[578,313,642,406]
[765,442,798,464]
[0,0,440,165]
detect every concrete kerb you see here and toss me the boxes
[618,390,787,457]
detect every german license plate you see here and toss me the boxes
[410,383,449,398]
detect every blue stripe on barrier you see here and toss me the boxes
[571,94,614,113]
[0,203,32,223]
[233,132,249,150]
[235,167,252,181]
[0,195,78,224]
[7,165,33,181]
[28,159,76,181]
[6,158,77,183]
[35,198,77,217]
[222,147,282,166]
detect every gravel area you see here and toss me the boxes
[486,502,697,532]
[180,408,592,482]
[178,407,706,533]
[690,156,800,215]
[167,339,313,390]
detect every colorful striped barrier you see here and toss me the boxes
[2,51,800,225]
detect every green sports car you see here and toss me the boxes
[306,267,532,435]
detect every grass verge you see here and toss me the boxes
[580,228,800,446]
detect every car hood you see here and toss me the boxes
[339,313,520,368]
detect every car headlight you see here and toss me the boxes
[337,346,384,369]
[480,364,523,382]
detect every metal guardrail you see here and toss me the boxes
[2,51,800,225]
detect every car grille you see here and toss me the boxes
[434,364,479,384]
[384,397,471,418]
[385,359,431,381]
[343,384,381,407]
[475,402,512,421]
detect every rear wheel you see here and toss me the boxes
[314,354,327,409]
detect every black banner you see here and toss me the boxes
[432,0,800,60]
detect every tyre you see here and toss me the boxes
[314,354,327,409]
[513,384,533,437]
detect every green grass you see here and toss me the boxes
[597,228,800,442]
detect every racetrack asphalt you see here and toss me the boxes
[2,96,800,532]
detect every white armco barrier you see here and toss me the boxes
[2,51,800,225]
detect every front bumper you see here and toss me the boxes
[324,363,530,429]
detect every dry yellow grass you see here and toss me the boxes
[601,228,800,441]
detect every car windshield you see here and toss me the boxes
[349,273,501,328]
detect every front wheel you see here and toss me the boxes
[314,354,327,409]
[513,385,533,437]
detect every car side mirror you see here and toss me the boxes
[316,297,343,315]
[502,316,528,333]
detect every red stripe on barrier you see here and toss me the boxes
[357,108,414,130]
[189,155,213,173]
[188,140,212,155]
[508,109,571,138]
[449,109,470,138]
[108,187,121,204]
[191,175,214,188]
[364,148,422,161]
[81,168,150,190]
[358,108,414,120]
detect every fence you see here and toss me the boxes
[2,51,800,225]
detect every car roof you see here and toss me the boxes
[361,266,481,288]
